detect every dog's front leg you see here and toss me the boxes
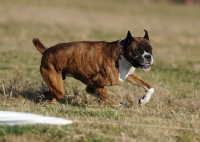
[126,73,154,105]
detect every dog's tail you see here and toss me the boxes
[32,38,47,54]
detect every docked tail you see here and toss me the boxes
[32,38,47,54]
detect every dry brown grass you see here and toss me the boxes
[0,0,200,141]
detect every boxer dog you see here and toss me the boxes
[33,30,154,106]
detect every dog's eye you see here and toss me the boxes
[136,48,143,54]
[133,50,139,54]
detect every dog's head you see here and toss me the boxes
[122,30,154,72]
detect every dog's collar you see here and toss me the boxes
[118,39,124,44]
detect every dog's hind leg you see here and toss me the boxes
[40,66,64,101]
[90,87,125,106]
[126,73,154,106]
[97,87,126,106]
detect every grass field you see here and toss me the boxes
[0,0,200,141]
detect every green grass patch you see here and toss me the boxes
[0,0,200,141]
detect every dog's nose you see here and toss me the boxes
[144,54,151,61]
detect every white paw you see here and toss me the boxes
[139,88,154,106]
[139,98,148,105]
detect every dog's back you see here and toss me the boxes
[37,40,121,86]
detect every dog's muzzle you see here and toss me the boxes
[139,54,153,72]
[140,63,151,72]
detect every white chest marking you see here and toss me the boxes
[118,55,135,82]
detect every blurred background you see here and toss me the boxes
[0,0,199,90]
[0,0,199,102]
[0,0,199,141]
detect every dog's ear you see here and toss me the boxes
[144,29,149,41]
[125,31,134,46]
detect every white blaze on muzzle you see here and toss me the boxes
[142,51,154,64]
[139,51,154,72]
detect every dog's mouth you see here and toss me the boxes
[139,63,151,72]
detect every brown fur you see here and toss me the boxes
[33,31,154,105]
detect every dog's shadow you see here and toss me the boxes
[0,79,88,106]
[0,78,132,107]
